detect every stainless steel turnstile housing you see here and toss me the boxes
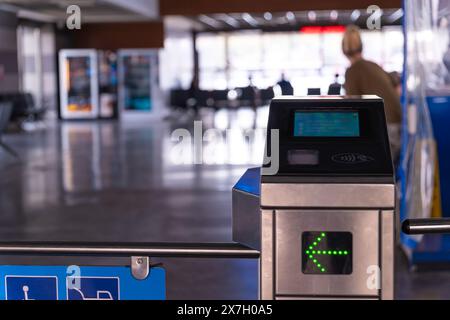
[233,96,396,300]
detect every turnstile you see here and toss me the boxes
[233,96,396,300]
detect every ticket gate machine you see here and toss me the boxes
[233,96,396,300]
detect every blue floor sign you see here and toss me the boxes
[0,266,165,300]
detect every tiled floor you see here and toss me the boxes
[0,108,449,299]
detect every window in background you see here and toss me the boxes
[159,35,193,90]
[164,26,404,94]
[18,25,42,107]
[261,32,291,88]
[40,25,57,111]
[381,27,404,72]
[197,33,227,89]
[228,31,263,88]
[293,33,323,69]
[361,30,383,65]
[288,33,323,95]
[17,24,57,111]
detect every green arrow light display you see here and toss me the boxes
[302,232,352,275]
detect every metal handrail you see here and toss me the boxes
[0,242,260,259]
[402,218,450,235]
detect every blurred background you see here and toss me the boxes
[0,0,404,121]
[0,0,450,300]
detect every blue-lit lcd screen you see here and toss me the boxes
[293,112,360,137]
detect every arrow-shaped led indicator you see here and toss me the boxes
[302,232,352,275]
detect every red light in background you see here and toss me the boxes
[323,25,346,33]
[300,25,345,34]
[299,26,322,34]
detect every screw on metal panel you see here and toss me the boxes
[131,256,149,280]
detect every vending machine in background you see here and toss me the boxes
[98,51,118,119]
[118,49,161,117]
[59,49,162,120]
[59,49,99,120]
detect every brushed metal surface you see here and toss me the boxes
[232,188,261,250]
[275,210,380,297]
[261,183,395,208]
[0,243,260,258]
[381,210,395,300]
[131,256,149,280]
[276,296,379,300]
[260,210,274,300]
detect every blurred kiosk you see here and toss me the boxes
[233,96,396,300]
[59,49,99,120]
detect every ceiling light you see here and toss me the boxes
[263,12,272,20]
[330,10,338,20]
[389,8,404,22]
[351,9,361,21]
[242,13,258,27]
[286,11,295,21]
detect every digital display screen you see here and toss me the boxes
[67,57,92,112]
[302,232,352,275]
[293,112,360,137]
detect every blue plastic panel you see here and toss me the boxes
[427,96,450,217]
[233,167,261,196]
[0,265,165,300]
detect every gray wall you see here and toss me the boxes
[0,10,18,93]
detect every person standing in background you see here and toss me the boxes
[342,25,402,162]
[187,74,200,116]
[276,73,294,96]
[328,73,342,95]
[245,75,261,128]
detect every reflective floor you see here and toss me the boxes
[0,108,449,299]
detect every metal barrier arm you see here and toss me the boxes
[0,242,260,259]
[402,218,450,235]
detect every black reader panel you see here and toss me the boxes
[263,96,394,178]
